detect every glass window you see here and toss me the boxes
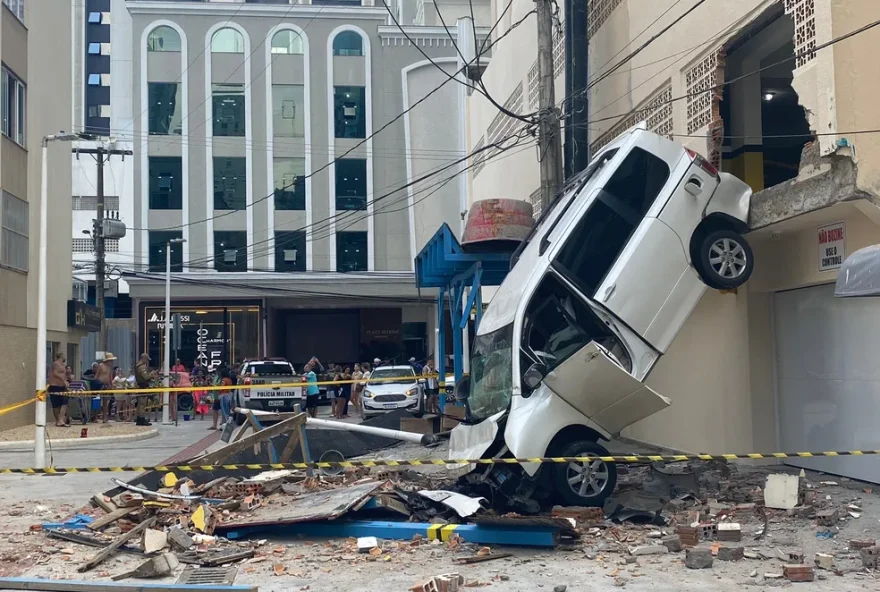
[148,231,184,272]
[148,82,182,135]
[274,157,306,211]
[553,148,669,296]
[468,324,513,422]
[211,28,245,53]
[1,68,24,147]
[213,157,246,210]
[147,26,181,52]
[271,30,304,55]
[1,190,28,271]
[333,86,365,139]
[149,156,183,210]
[214,231,247,272]
[212,84,245,137]
[3,0,24,23]
[336,231,367,272]
[87,73,101,86]
[88,42,101,54]
[332,31,363,56]
[335,159,367,211]
[274,230,306,272]
[88,11,101,23]
[272,84,304,138]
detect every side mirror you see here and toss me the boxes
[523,362,547,390]
[418,378,426,385]
[453,377,470,401]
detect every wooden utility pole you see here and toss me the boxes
[535,0,564,209]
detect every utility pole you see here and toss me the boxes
[75,143,133,355]
[536,0,564,209]
[564,0,590,180]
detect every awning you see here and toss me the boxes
[835,244,880,298]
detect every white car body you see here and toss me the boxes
[450,124,753,488]
[362,366,423,418]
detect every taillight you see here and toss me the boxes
[685,148,719,178]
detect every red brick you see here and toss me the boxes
[784,565,815,582]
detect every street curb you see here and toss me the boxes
[0,427,159,451]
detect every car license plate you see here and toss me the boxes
[267,400,285,407]
[383,403,398,409]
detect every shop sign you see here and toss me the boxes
[146,312,192,329]
[67,300,102,332]
[196,327,224,370]
[818,221,845,272]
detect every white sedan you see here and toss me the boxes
[362,366,423,418]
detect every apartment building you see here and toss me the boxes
[118,0,488,370]
[466,0,880,480]
[0,0,85,430]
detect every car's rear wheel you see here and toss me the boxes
[696,229,754,289]
[552,440,617,507]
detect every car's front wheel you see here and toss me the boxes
[552,440,617,507]
[696,229,754,289]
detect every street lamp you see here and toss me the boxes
[35,132,83,469]
[163,237,186,425]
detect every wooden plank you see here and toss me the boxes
[278,430,301,464]
[188,413,306,465]
[86,507,137,531]
[294,404,313,477]
[90,495,117,514]
[0,576,257,592]
[78,517,157,573]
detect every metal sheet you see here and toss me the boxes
[215,481,385,529]
[417,490,488,518]
[835,243,880,298]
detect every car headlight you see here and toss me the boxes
[405,388,418,397]
[363,389,373,398]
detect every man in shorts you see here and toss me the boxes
[304,362,320,418]
[48,353,70,427]
[96,353,116,423]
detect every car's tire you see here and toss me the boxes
[696,228,754,290]
[552,440,617,507]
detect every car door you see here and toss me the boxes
[552,137,689,350]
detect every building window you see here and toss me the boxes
[147,26,181,52]
[148,82,182,135]
[213,157,246,211]
[333,86,365,139]
[336,232,367,272]
[274,158,306,211]
[88,11,110,24]
[1,67,25,147]
[272,84,304,138]
[88,43,110,55]
[214,231,247,272]
[211,28,245,53]
[274,231,306,272]
[87,73,110,87]
[148,231,184,272]
[271,30,304,55]
[332,31,364,56]
[212,84,245,137]
[335,159,367,211]
[3,0,25,23]
[1,191,27,271]
[149,156,183,210]
[88,104,111,119]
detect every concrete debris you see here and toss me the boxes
[716,546,744,562]
[685,548,714,569]
[628,545,668,556]
[659,535,682,553]
[764,474,800,510]
[411,573,464,592]
[717,523,741,542]
[142,528,167,554]
[358,537,379,553]
[675,526,699,547]
[814,553,834,570]
[112,552,179,581]
[783,565,815,582]
[860,546,880,569]
[849,539,876,550]
[815,509,840,526]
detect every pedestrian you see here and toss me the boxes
[373,357,382,369]
[96,353,116,423]
[172,358,186,373]
[423,358,440,414]
[350,363,363,418]
[219,363,233,425]
[134,353,153,426]
[339,366,353,419]
[304,362,320,418]
[359,362,372,419]
[113,368,130,422]
[48,353,69,427]
[210,367,233,430]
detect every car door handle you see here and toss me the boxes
[602,284,616,302]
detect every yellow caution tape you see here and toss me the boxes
[0,397,37,417]
[4,450,880,473]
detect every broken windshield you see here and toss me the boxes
[468,324,514,422]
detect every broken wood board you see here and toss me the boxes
[86,507,137,531]
[189,413,306,466]
[215,481,385,530]
[0,576,256,592]
[78,517,157,572]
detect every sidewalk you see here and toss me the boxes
[0,419,221,503]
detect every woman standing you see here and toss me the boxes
[350,364,363,418]
[339,366,353,419]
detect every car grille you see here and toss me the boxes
[373,394,406,403]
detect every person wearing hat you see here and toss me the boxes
[134,353,153,426]
[96,352,117,423]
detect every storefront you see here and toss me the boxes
[138,300,262,371]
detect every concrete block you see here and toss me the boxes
[850,539,876,550]
[783,565,815,582]
[142,529,167,554]
[685,548,713,569]
[717,523,742,542]
[814,553,834,570]
[358,536,379,553]
[717,546,744,562]
[860,546,880,569]
[764,474,800,510]
[167,527,193,552]
[660,535,682,553]
[815,508,839,526]
[629,545,668,556]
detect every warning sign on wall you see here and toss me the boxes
[818,221,845,272]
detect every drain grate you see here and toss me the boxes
[176,566,238,585]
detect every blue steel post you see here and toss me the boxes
[436,288,446,409]
[451,283,465,398]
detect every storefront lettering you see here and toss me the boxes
[196,328,223,370]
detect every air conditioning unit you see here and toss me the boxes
[103,280,118,298]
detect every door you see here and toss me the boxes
[774,283,880,483]
[552,145,688,344]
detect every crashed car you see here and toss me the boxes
[451,124,754,507]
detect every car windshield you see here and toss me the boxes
[369,368,416,385]
[248,363,294,376]
[468,324,514,422]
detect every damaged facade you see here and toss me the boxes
[466,0,880,476]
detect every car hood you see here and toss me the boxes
[365,381,418,394]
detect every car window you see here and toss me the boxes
[520,274,627,387]
[552,147,670,297]
[369,368,416,384]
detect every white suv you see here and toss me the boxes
[450,123,754,507]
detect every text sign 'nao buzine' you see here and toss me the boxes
[818,221,845,272]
